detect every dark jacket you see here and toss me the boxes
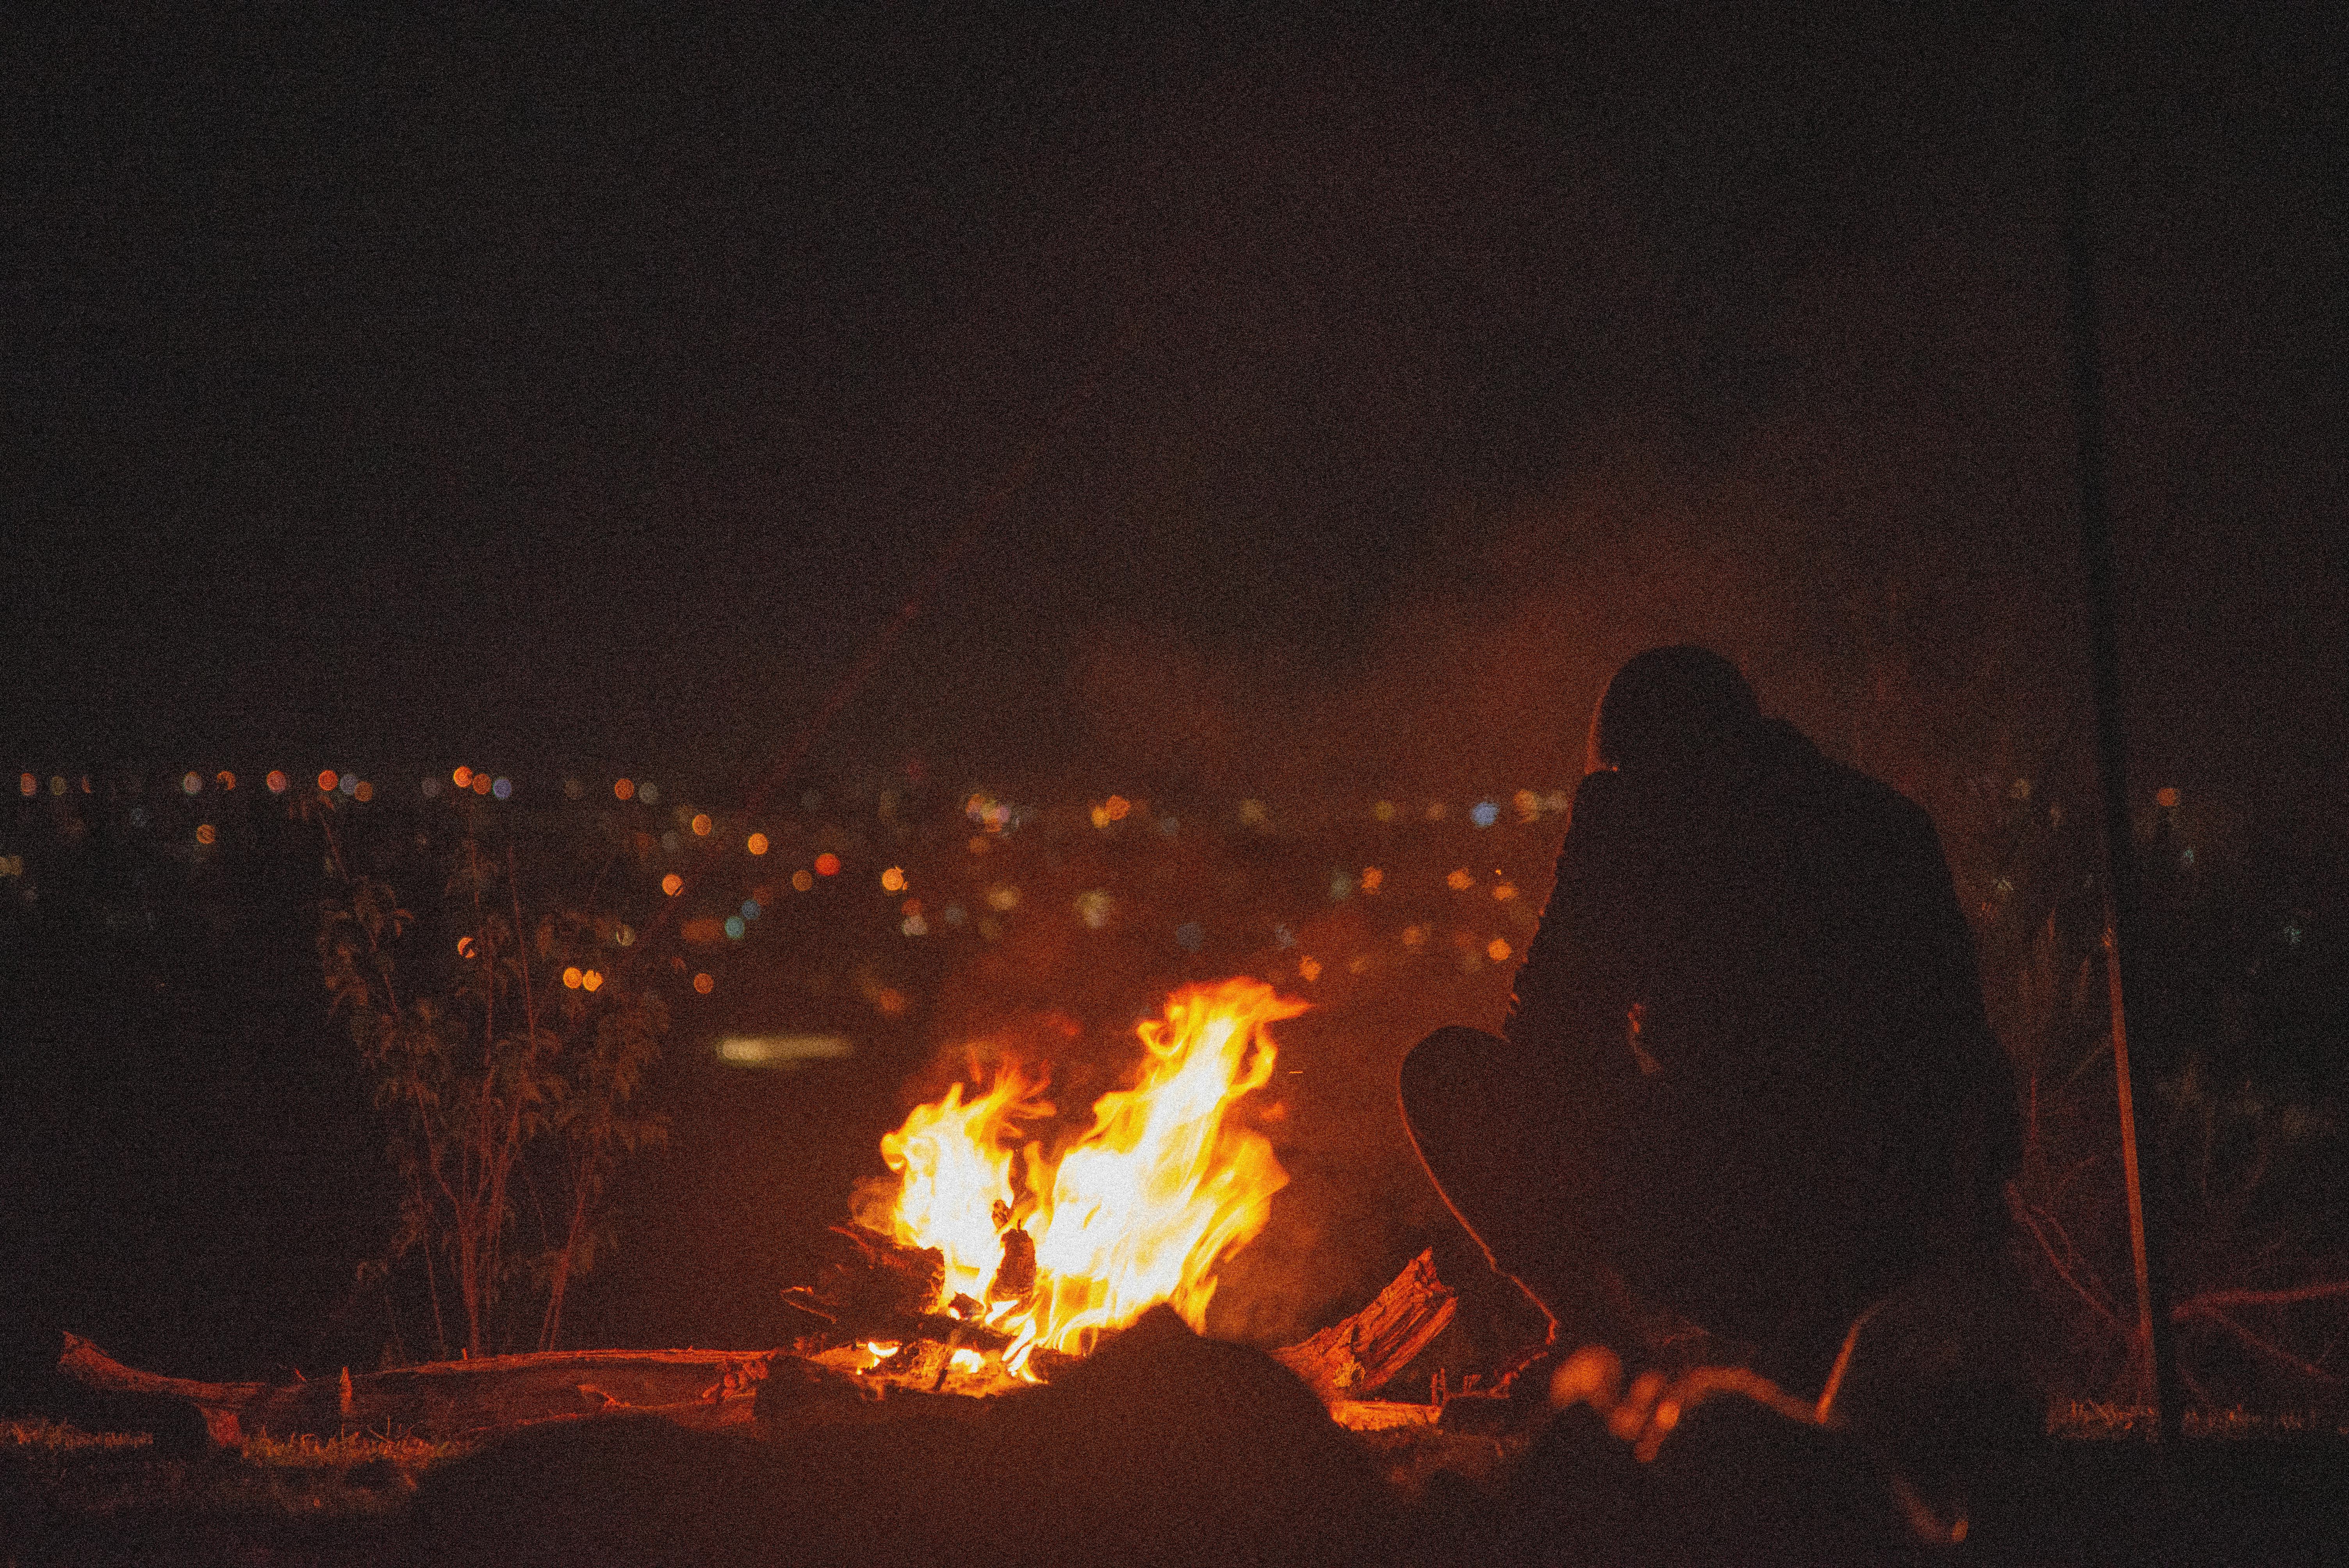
[1504,720,2018,1348]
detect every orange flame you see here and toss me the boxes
[864,978,1304,1374]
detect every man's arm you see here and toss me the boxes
[1503,770,1640,1090]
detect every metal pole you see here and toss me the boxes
[2059,3,2183,1444]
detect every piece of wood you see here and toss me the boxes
[1273,1249,1459,1403]
[56,1333,774,1446]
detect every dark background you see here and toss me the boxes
[5,3,2344,1384]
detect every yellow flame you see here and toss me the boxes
[870,978,1303,1373]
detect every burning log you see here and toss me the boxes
[54,1332,771,1446]
[1273,1248,1459,1403]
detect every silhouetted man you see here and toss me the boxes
[1401,646,2018,1400]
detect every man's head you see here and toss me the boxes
[1587,645,1762,775]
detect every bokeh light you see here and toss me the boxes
[563,967,583,989]
[814,853,840,877]
[661,873,684,896]
[181,772,202,795]
[880,866,907,892]
[1487,938,1513,962]
[354,781,374,802]
[724,916,745,940]
[2157,786,2181,809]
[580,970,603,992]
[217,772,235,790]
[693,972,714,994]
[746,832,769,855]
[614,777,635,800]
[792,869,814,892]
[266,770,288,794]
[1447,868,1474,891]
[1470,801,1500,828]
[340,773,358,796]
[471,773,490,795]
[18,774,34,797]
[1361,866,1384,892]
[692,813,712,836]
[317,770,339,793]
[453,767,473,788]
[195,824,216,846]
[492,777,511,799]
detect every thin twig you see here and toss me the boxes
[2177,1304,2343,1385]
[2174,1279,2349,1315]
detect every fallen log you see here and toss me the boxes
[1273,1248,1458,1403]
[56,1333,773,1447]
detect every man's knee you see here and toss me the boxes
[1398,1025,1513,1139]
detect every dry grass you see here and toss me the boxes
[2,1416,469,1524]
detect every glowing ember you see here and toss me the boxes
[856,978,1305,1376]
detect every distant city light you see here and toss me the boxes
[1470,801,1499,828]
[661,873,684,896]
[717,1033,852,1070]
[747,832,769,855]
[615,777,635,800]
[266,770,288,794]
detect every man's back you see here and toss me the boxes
[1505,718,2016,1372]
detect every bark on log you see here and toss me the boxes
[55,1333,773,1446]
[1273,1249,1458,1403]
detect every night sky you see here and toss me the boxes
[11,4,2342,810]
[5,5,2346,1377]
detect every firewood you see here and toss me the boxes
[55,1333,775,1446]
[1273,1248,1459,1402]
